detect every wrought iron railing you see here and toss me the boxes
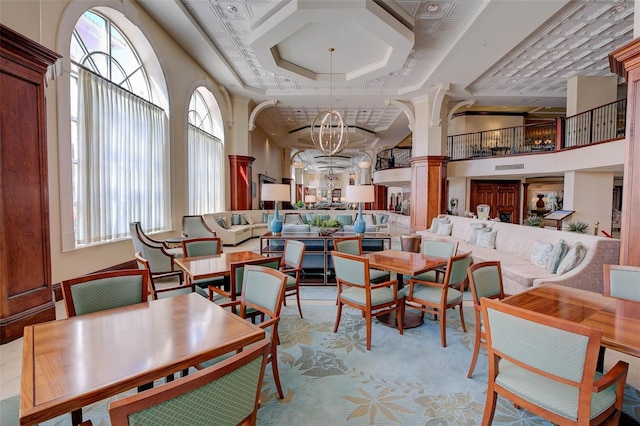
[563,98,626,148]
[375,146,411,171]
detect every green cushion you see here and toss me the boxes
[400,285,462,305]
[341,286,396,306]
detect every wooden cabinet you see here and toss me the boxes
[0,25,61,343]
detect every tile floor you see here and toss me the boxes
[2,222,639,404]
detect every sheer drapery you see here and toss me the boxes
[188,124,224,214]
[76,68,169,245]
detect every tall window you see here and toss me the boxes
[70,10,169,245]
[187,87,224,214]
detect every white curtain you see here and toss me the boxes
[76,68,170,245]
[188,124,224,214]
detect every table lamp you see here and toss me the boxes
[261,184,290,235]
[304,194,317,208]
[346,185,375,236]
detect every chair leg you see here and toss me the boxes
[467,324,482,378]
[458,303,466,333]
[481,388,498,426]
[333,301,343,333]
[365,310,372,350]
[439,313,447,347]
[295,288,303,319]
[270,345,285,399]
[71,408,83,426]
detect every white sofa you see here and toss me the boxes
[416,215,620,295]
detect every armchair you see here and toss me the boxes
[280,240,306,318]
[108,339,271,426]
[135,252,208,300]
[481,297,629,425]
[331,250,404,350]
[130,222,183,282]
[181,214,217,238]
[333,237,390,283]
[410,239,458,282]
[401,251,471,347]
[603,264,640,301]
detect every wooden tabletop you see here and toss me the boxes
[20,293,265,426]
[174,250,265,281]
[502,284,640,358]
[364,249,448,276]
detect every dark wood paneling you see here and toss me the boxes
[470,180,520,223]
[0,24,60,343]
[228,155,254,210]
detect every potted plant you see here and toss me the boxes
[309,217,343,235]
[447,197,458,215]
[566,221,589,233]
[523,216,543,227]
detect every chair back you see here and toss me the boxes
[182,237,222,258]
[421,239,458,258]
[443,252,472,287]
[481,297,606,422]
[604,264,640,301]
[108,339,271,426]
[181,215,216,238]
[333,237,363,256]
[61,270,149,317]
[240,265,288,320]
[283,240,305,269]
[230,256,282,300]
[331,250,368,287]
[467,261,505,307]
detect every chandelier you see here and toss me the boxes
[310,48,348,156]
[324,169,339,191]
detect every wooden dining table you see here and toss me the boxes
[364,249,449,328]
[173,250,266,287]
[19,293,265,426]
[501,283,640,358]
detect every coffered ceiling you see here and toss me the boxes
[139,0,634,172]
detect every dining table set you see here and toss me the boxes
[18,242,640,426]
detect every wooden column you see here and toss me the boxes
[410,156,449,231]
[610,38,640,265]
[373,184,387,210]
[228,155,254,210]
[0,25,61,343]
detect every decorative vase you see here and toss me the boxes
[536,194,546,209]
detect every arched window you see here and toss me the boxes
[187,87,224,214]
[70,10,169,245]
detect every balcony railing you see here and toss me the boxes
[375,146,411,171]
[444,98,627,161]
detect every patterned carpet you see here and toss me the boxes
[30,298,640,425]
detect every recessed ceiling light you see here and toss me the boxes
[227,5,238,14]
[426,4,439,12]
[610,5,626,14]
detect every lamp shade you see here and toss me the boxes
[261,184,290,202]
[345,185,375,203]
[304,194,317,203]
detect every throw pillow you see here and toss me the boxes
[436,222,453,236]
[262,212,268,223]
[466,223,486,245]
[244,214,254,225]
[546,239,568,273]
[363,214,375,226]
[476,229,498,249]
[530,241,553,268]
[216,217,228,229]
[231,213,241,225]
[556,242,587,275]
[224,216,232,228]
[240,214,249,225]
[433,218,450,234]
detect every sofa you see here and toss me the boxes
[416,215,620,295]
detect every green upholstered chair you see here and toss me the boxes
[480,297,629,426]
[61,269,149,317]
[410,239,459,282]
[221,265,288,400]
[331,250,404,350]
[466,261,505,378]
[135,252,208,300]
[181,237,222,257]
[108,339,270,426]
[401,251,471,347]
[130,221,183,282]
[280,240,306,318]
[181,214,217,238]
[604,264,640,301]
[333,236,390,284]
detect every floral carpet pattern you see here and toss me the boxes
[256,304,640,426]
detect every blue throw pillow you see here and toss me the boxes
[546,239,568,273]
[232,213,241,225]
[216,217,228,229]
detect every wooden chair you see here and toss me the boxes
[280,240,306,318]
[466,261,505,378]
[480,297,629,426]
[411,239,459,282]
[401,251,471,347]
[220,265,288,399]
[603,264,640,301]
[331,250,404,350]
[333,236,390,283]
[181,237,222,257]
[130,221,183,282]
[135,252,208,300]
[61,269,149,317]
[181,214,217,238]
[107,339,271,426]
